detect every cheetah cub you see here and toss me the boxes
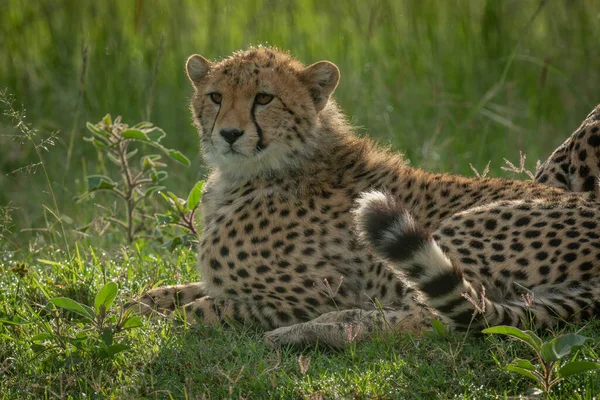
[132,46,600,348]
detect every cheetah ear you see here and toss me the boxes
[186,55,212,87]
[299,61,340,112]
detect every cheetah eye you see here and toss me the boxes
[255,93,274,105]
[209,92,222,105]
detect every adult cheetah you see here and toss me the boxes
[133,46,600,348]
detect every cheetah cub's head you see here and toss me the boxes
[185,47,339,178]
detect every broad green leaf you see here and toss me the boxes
[31,333,53,341]
[106,152,121,165]
[50,297,94,320]
[100,329,114,346]
[31,343,46,353]
[132,121,153,130]
[164,236,184,252]
[482,326,542,351]
[512,358,537,371]
[146,127,166,142]
[86,175,117,192]
[167,149,191,166]
[558,361,600,378]
[122,129,148,141]
[84,136,108,148]
[125,148,139,159]
[186,181,204,211]
[86,122,108,139]
[540,342,560,362]
[150,170,168,183]
[541,333,590,362]
[94,282,118,314]
[107,343,130,356]
[145,185,165,197]
[167,192,185,213]
[90,138,107,149]
[505,365,540,383]
[122,316,143,329]
[102,114,112,126]
[430,319,448,338]
[155,213,177,225]
[553,333,590,358]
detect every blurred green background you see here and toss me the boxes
[1,0,599,247]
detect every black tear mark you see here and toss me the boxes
[251,102,266,152]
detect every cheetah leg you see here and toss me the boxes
[354,191,598,330]
[264,306,431,348]
[127,282,208,316]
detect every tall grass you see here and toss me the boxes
[1,0,600,243]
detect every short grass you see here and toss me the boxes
[2,247,600,399]
[2,1,600,398]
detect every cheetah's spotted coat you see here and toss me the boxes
[132,47,600,348]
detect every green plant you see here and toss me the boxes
[80,114,190,243]
[483,325,600,395]
[155,180,204,251]
[31,282,142,361]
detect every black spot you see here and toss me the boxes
[260,249,271,258]
[485,219,497,230]
[587,134,600,147]
[256,265,270,274]
[441,227,455,236]
[237,269,250,278]
[524,230,541,238]
[510,243,524,252]
[210,258,222,270]
[295,264,307,273]
[516,258,529,266]
[579,262,593,271]
[549,238,562,247]
[302,247,316,256]
[515,217,530,227]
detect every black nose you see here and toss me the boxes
[220,129,244,144]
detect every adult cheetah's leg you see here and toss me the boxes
[354,191,599,330]
[127,282,207,316]
[535,104,600,192]
[265,306,432,348]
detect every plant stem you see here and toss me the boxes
[117,140,135,243]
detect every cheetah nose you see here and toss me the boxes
[220,129,244,144]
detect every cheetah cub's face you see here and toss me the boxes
[186,47,339,177]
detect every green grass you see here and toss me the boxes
[2,0,600,398]
[2,248,599,399]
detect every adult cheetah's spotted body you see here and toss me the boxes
[134,47,600,347]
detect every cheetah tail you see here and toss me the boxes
[353,190,568,330]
